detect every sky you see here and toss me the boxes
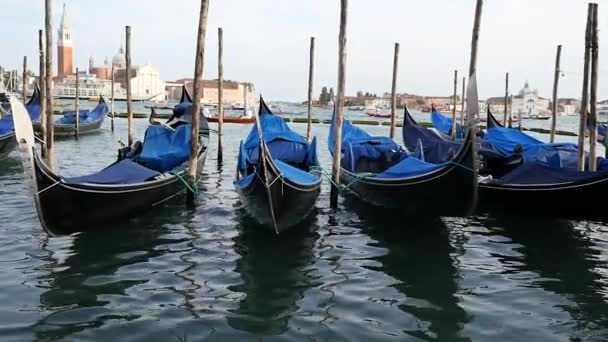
[1,0,608,102]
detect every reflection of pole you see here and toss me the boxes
[306,37,315,142]
[550,45,562,143]
[39,29,47,158]
[330,0,348,209]
[187,0,210,204]
[390,42,399,139]
[45,0,55,170]
[577,3,593,171]
[588,4,598,171]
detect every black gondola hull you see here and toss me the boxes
[32,142,208,235]
[236,154,321,234]
[479,178,608,220]
[0,133,16,158]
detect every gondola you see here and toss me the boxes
[431,105,465,140]
[402,106,522,177]
[34,96,108,136]
[234,97,321,234]
[329,108,476,216]
[366,111,392,118]
[0,85,43,158]
[172,86,256,124]
[10,95,209,235]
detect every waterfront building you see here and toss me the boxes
[511,82,550,117]
[57,4,74,78]
[557,98,580,116]
[167,79,256,107]
[114,64,166,101]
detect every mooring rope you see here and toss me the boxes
[170,167,199,195]
[309,166,374,193]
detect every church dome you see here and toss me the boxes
[112,46,126,68]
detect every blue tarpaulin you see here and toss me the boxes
[56,100,108,125]
[139,124,192,172]
[0,115,14,135]
[65,158,160,185]
[375,157,447,179]
[431,111,464,139]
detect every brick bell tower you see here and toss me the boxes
[57,3,73,78]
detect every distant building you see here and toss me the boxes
[511,82,550,117]
[114,64,166,101]
[486,97,507,114]
[166,79,256,107]
[365,98,390,109]
[557,98,580,115]
[57,4,73,79]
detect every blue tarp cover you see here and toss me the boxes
[65,158,160,185]
[493,161,608,185]
[431,111,464,139]
[329,113,408,171]
[139,124,192,172]
[375,157,447,179]
[402,119,461,163]
[56,101,108,125]
[243,111,308,164]
[275,159,319,185]
[0,115,14,135]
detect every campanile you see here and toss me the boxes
[57,3,73,78]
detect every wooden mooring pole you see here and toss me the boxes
[110,64,115,132]
[187,0,210,203]
[217,27,224,163]
[461,77,466,126]
[588,3,599,171]
[44,0,54,170]
[466,0,483,212]
[390,42,399,139]
[75,67,79,139]
[451,69,457,140]
[306,37,315,142]
[22,56,27,101]
[125,26,133,147]
[38,29,47,158]
[577,3,593,171]
[503,72,509,124]
[550,45,562,143]
[330,0,348,209]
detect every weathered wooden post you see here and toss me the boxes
[451,69,458,140]
[125,26,134,147]
[217,27,224,163]
[75,67,79,139]
[577,3,593,171]
[390,42,399,139]
[588,4,599,171]
[38,29,47,158]
[45,0,54,169]
[306,37,315,142]
[330,0,348,209]
[461,77,466,126]
[509,94,514,128]
[187,0,210,203]
[503,72,509,124]
[465,0,483,211]
[110,64,115,132]
[22,56,27,101]
[550,45,562,143]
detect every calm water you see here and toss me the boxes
[1,111,608,341]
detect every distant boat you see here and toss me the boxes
[177,87,256,124]
[34,96,108,136]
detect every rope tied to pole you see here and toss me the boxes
[170,167,200,195]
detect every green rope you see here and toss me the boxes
[309,166,374,193]
[170,169,199,195]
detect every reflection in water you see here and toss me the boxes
[228,211,319,336]
[33,205,193,340]
[348,200,470,341]
[484,216,608,337]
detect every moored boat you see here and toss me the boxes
[34,96,108,136]
[175,86,256,124]
[330,108,477,216]
[234,97,321,234]
[10,94,210,235]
